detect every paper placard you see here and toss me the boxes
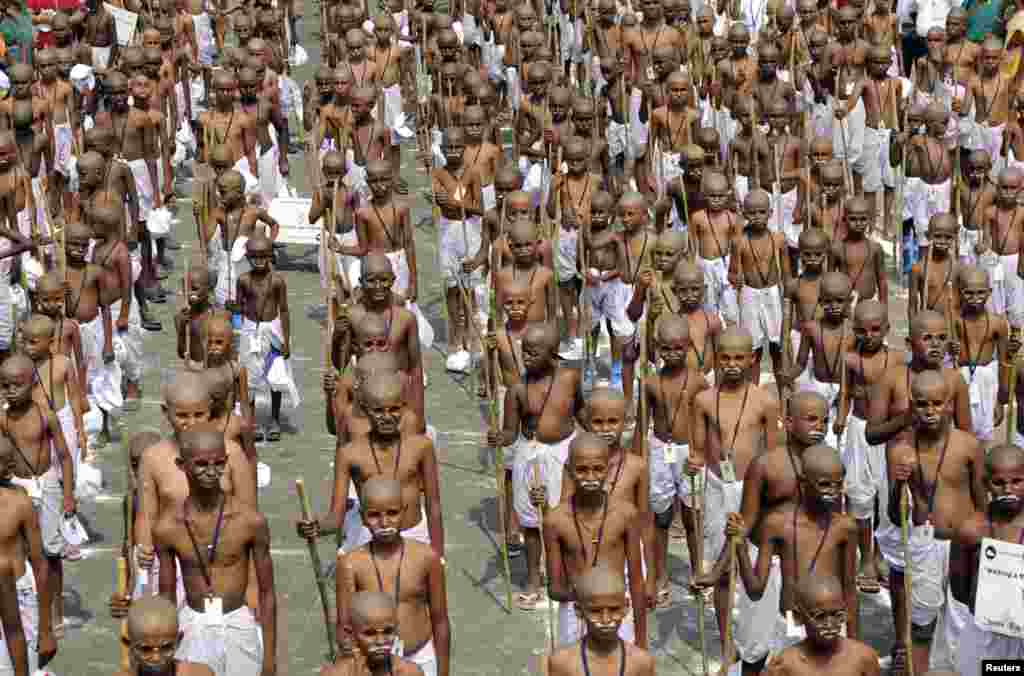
[974,537,1024,639]
[104,4,138,47]
[267,197,319,245]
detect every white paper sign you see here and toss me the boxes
[267,197,319,245]
[104,4,138,47]
[974,537,1024,639]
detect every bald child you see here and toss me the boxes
[763,574,880,676]
[545,566,656,676]
[115,596,214,676]
[321,592,423,676]
[337,478,450,676]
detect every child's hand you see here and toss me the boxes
[116,316,129,332]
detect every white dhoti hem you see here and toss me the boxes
[699,255,736,323]
[555,226,579,283]
[986,253,1024,327]
[404,639,438,676]
[646,434,685,515]
[585,276,634,337]
[108,299,144,384]
[911,180,951,244]
[91,46,112,69]
[959,226,982,266]
[176,604,263,676]
[240,317,301,408]
[512,434,574,529]
[774,187,799,247]
[962,360,999,440]
[958,610,1024,676]
[438,216,483,289]
[876,528,948,628]
[13,467,66,556]
[930,590,970,671]
[841,414,887,521]
[733,546,784,664]
[126,158,157,222]
[738,286,782,351]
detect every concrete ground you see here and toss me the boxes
[47,8,925,675]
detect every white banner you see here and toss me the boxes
[975,537,1024,639]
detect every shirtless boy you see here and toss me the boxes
[115,596,215,676]
[763,575,880,676]
[546,566,656,676]
[321,592,423,676]
[544,434,649,648]
[337,477,450,676]
[690,328,779,667]
[152,426,275,676]
[298,371,444,557]
[486,322,583,611]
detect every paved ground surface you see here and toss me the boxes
[46,9,926,675]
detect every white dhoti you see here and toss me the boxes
[214,239,249,308]
[13,468,66,557]
[700,255,736,323]
[91,45,112,70]
[126,158,157,222]
[240,317,301,408]
[646,435,686,515]
[841,413,887,522]
[930,590,970,671]
[986,252,1024,327]
[176,604,264,676]
[737,286,782,351]
[957,610,1024,676]
[55,403,80,477]
[438,216,483,289]
[876,525,949,629]
[859,126,895,193]
[962,360,999,441]
[585,276,634,337]
[0,568,37,676]
[341,505,431,553]
[53,123,74,177]
[108,299,144,384]
[774,186,799,247]
[735,174,749,208]
[959,226,982,266]
[512,434,574,529]
[192,12,216,66]
[404,639,438,676]
[978,123,1006,176]
[555,226,579,284]
[911,180,951,246]
[382,84,413,143]
[256,144,281,208]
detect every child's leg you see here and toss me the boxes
[523,527,542,594]
[558,282,579,342]
[445,286,463,352]
[679,499,701,580]
[768,343,783,389]
[609,333,624,390]
[653,504,673,597]
[48,555,63,632]
[622,355,635,413]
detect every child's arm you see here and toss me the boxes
[874,242,889,308]
[403,205,418,303]
[144,114,162,209]
[70,323,86,407]
[256,209,282,242]
[842,518,860,639]
[427,549,451,676]
[65,359,87,456]
[48,410,75,514]
[175,310,187,360]
[114,246,132,330]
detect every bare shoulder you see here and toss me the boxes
[397,660,424,676]
[141,439,176,471]
[546,646,575,675]
[762,646,798,676]
[0,485,32,517]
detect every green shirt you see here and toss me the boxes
[0,9,34,64]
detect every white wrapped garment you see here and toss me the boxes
[240,317,301,409]
[176,604,263,676]
[512,434,573,529]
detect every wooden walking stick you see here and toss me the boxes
[691,471,709,676]
[117,557,130,670]
[900,485,914,676]
[1007,335,1019,446]
[532,463,556,652]
[723,533,739,672]
[295,479,338,662]
[489,198,513,612]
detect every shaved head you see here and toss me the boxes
[350,591,398,627]
[127,596,178,640]
[576,565,626,600]
[361,476,403,507]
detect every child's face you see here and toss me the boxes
[800,244,827,273]
[846,207,871,236]
[591,205,612,229]
[959,278,991,312]
[928,224,956,256]
[671,275,704,310]
[853,315,887,353]
[246,246,273,272]
[820,289,848,322]
[503,293,530,322]
[587,400,625,448]
[658,333,690,368]
[205,327,233,362]
[507,198,531,221]
[743,200,769,229]
[22,331,52,362]
[652,243,680,272]
[66,235,90,264]
[36,288,64,317]
[577,592,627,641]
[621,204,646,229]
